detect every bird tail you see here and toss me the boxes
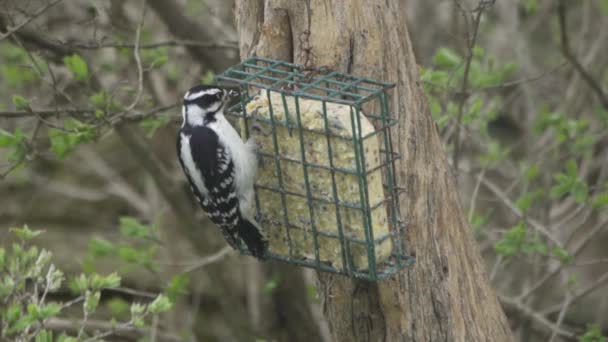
[237,217,268,259]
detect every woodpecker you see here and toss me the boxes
[177,85,268,259]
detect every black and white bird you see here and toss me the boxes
[177,85,268,259]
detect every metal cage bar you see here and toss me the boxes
[216,57,414,281]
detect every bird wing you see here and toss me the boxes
[178,126,241,246]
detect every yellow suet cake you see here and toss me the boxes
[244,90,392,270]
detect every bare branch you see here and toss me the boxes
[499,295,575,339]
[0,0,64,41]
[452,0,494,174]
[542,270,608,316]
[478,175,565,249]
[0,109,92,118]
[0,103,177,121]
[184,246,233,273]
[124,0,147,113]
[557,0,608,110]
[146,0,237,70]
[44,317,181,342]
[66,39,238,50]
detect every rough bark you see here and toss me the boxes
[235,1,514,341]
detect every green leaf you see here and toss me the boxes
[142,47,169,68]
[35,329,53,342]
[27,302,40,318]
[149,294,173,313]
[494,222,527,257]
[166,273,189,302]
[478,140,510,166]
[0,247,5,269]
[550,160,588,203]
[580,324,606,342]
[552,247,573,264]
[89,237,115,257]
[6,302,22,323]
[107,297,130,318]
[601,0,608,16]
[0,42,27,61]
[470,211,491,233]
[140,114,171,138]
[264,272,281,294]
[84,290,101,313]
[0,127,27,164]
[201,70,215,85]
[522,0,538,14]
[10,225,43,241]
[592,193,608,208]
[118,246,140,263]
[57,335,78,342]
[151,54,169,68]
[69,273,89,293]
[89,272,121,290]
[0,129,14,147]
[307,285,319,303]
[515,189,544,212]
[12,95,29,110]
[48,119,97,159]
[524,164,540,181]
[568,274,578,286]
[472,45,485,58]
[90,91,108,109]
[533,109,563,134]
[130,302,146,327]
[433,48,462,69]
[119,217,151,238]
[39,303,62,319]
[63,54,89,81]
[9,315,36,334]
[463,97,483,124]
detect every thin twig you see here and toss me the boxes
[124,0,147,113]
[499,295,575,338]
[557,0,608,110]
[0,0,64,41]
[0,103,177,121]
[0,109,93,118]
[519,217,608,301]
[468,167,486,222]
[542,270,608,316]
[548,294,572,342]
[452,1,493,173]
[479,176,564,249]
[184,246,233,273]
[66,39,237,50]
[44,317,182,342]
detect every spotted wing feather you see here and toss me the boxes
[177,126,240,248]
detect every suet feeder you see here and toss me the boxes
[217,57,414,280]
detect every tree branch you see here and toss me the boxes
[66,39,238,50]
[44,317,182,342]
[499,295,575,339]
[452,1,494,173]
[146,0,237,71]
[0,0,64,41]
[557,0,608,110]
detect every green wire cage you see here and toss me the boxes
[217,57,414,281]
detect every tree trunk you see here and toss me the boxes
[234,1,514,341]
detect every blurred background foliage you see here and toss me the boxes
[0,0,607,341]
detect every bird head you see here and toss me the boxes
[182,85,230,126]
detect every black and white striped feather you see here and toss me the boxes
[177,85,267,259]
